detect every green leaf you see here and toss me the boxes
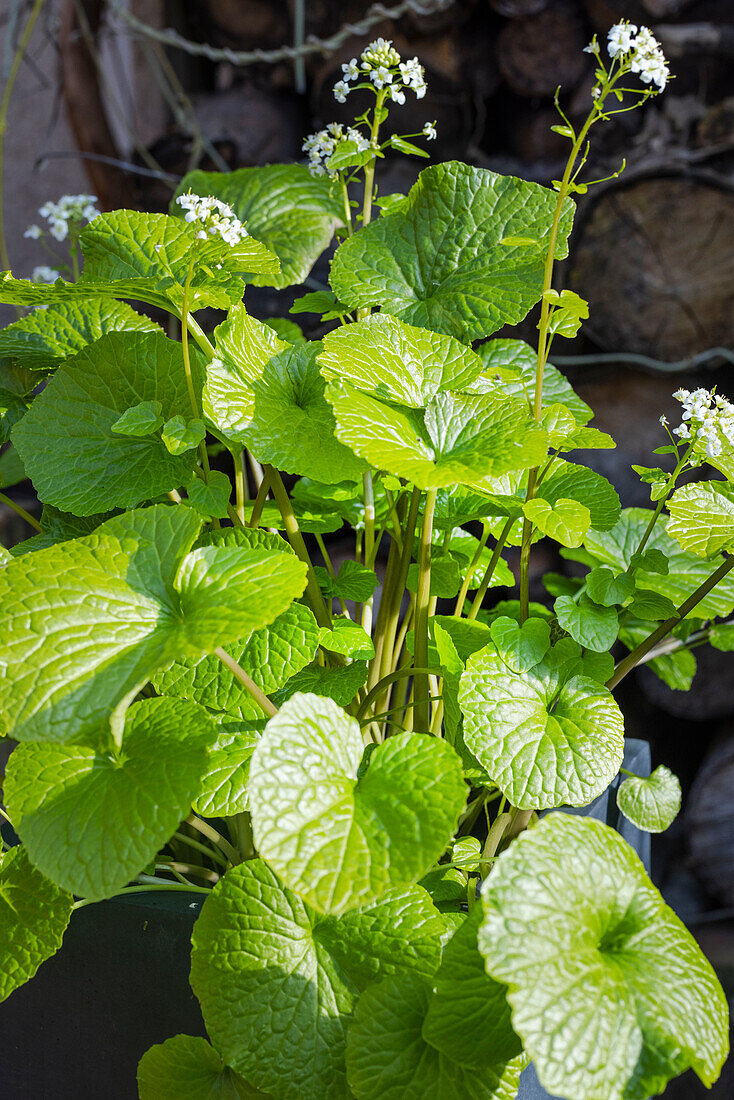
[154,600,320,720]
[290,290,348,318]
[186,470,232,519]
[459,640,624,808]
[710,621,734,651]
[586,566,635,607]
[247,499,343,534]
[319,313,485,406]
[249,693,466,913]
[579,509,734,621]
[478,813,729,1099]
[193,720,263,817]
[138,1035,266,1099]
[476,339,592,426]
[330,162,574,342]
[0,504,306,744]
[389,135,430,158]
[524,497,591,548]
[0,299,160,371]
[80,209,278,310]
[627,589,678,621]
[618,620,695,691]
[5,697,216,900]
[422,905,522,1071]
[407,553,461,598]
[265,317,304,343]
[275,661,368,707]
[555,595,619,652]
[0,445,26,488]
[327,384,548,490]
[161,415,206,456]
[0,846,72,1004]
[318,617,375,659]
[617,765,681,833]
[327,140,377,171]
[174,164,343,288]
[317,560,378,602]
[346,972,525,1100]
[12,331,204,515]
[489,615,551,672]
[540,462,621,533]
[667,481,734,557]
[544,288,589,339]
[203,305,364,483]
[112,400,164,437]
[629,548,669,575]
[190,858,445,1100]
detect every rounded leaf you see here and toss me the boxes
[617,765,681,833]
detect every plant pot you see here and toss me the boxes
[517,737,651,1100]
[0,740,651,1100]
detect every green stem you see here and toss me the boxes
[362,472,375,633]
[630,446,692,564]
[453,523,491,616]
[356,665,437,722]
[72,882,210,910]
[233,449,247,523]
[185,813,240,863]
[157,860,219,884]
[0,490,41,532]
[180,258,212,484]
[413,489,437,733]
[247,467,270,528]
[233,811,255,861]
[0,0,45,279]
[466,518,515,620]
[172,830,228,868]
[214,646,278,718]
[607,555,734,689]
[265,465,331,628]
[340,177,353,236]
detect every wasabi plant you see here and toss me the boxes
[0,24,729,1100]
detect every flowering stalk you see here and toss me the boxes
[518,20,670,622]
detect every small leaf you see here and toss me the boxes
[388,135,430,158]
[710,621,734,651]
[161,415,205,455]
[617,765,681,833]
[489,615,551,672]
[667,481,734,558]
[318,617,375,659]
[524,496,591,548]
[112,400,164,438]
[585,566,635,607]
[554,595,619,653]
[186,470,232,519]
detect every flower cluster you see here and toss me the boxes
[175,193,250,246]
[671,387,734,459]
[302,123,370,178]
[25,194,100,243]
[603,21,669,90]
[31,265,60,284]
[333,37,427,103]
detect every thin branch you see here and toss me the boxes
[107,0,456,67]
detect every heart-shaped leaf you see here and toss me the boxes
[617,765,681,833]
[12,331,204,515]
[190,858,446,1100]
[249,693,466,913]
[523,496,591,548]
[459,641,624,809]
[554,595,619,653]
[330,162,573,342]
[5,697,216,900]
[138,1035,266,1099]
[0,505,306,744]
[478,813,729,1100]
[346,972,526,1100]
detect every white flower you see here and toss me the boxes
[607,21,637,58]
[24,224,41,239]
[31,265,60,283]
[361,38,401,69]
[583,39,599,55]
[370,66,393,89]
[671,387,734,459]
[175,192,250,246]
[342,58,360,82]
[333,80,350,103]
[37,193,100,242]
[302,124,370,178]
[413,80,427,99]
[659,414,668,426]
[423,121,437,141]
[389,85,406,104]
